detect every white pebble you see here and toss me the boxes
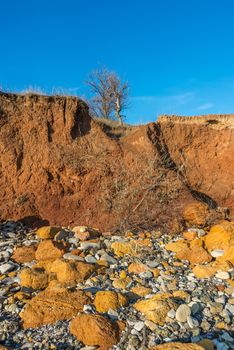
[133,321,145,331]
[211,249,224,258]
[215,271,230,280]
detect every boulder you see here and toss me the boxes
[20,268,48,290]
[204,221,234,251]
[134,293,176,325]
[35,240,67,261]
[165,240,189,253]
[50,259,95,285]
[20,287,90,328]
[12,245,36,263]
[70,314,120,350]
[111,241,137,257]
[36,226,61,240]
[94,291,127,313]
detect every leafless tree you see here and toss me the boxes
[86,67,129,126]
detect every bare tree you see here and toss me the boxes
[86,67,129,125]
[108,74,129,126]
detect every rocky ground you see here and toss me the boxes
[0,204,234,350]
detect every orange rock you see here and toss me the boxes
[36,226,61,240]
[75,261,96,280]
[50,259,95,285]
[205,221,234,251]
[190,238,204,248]
[151,343,204,350]
[20,268,48,289]
[12,245,36,263]
[192,265,217,278]
[128,262,149,274]
[70,314,120,350]
[111,241,136,257]
[20,287,90,328]
[165,240,189,253]
[94,291,127,312]
[173,290,190,300]
[134,293,176,325]
[184,247,212,264]
[219,245,234,264]
[33,259,54,272]
[131,285,152,297]
[183,231,197,241]
[112,277,132,290]
[183,202,209,226]
[35,240,67,261]
[152,268,160,277]
[192,259,232,279]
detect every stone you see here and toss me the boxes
[175,304,191,322]
[183,202,209,227]
[111,241,137,257]
[165,240,189,253]
[133,321,144,331]
[80,242,100,250]
[178,246,212,265]
[187,315,199,328]
[94,291,128,313]
[70,314,120,350]
[36,226,61,240]
[192,259,232,279]
[131,285,152,297]
[12,245,36,263]
[197,339,214,350]
[173,290,190,300]
[205,221,234,252]
[0,263,15,274]
[85,255,97,264]
[112,277,132,290]
[50,259,96,285]
[215,271,230,280]
[183,231,198,241]
[20,287,90,328]
[134,293,176,325]
[128,262,149,274]
[20,268,48,290]
[35,240,67,261]
[211,249,224,258]
[100,253,117,265]
[219,245,234,264]
[151,343,204,350]
[72,226,101,241]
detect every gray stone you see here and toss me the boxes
[0,263,15,274]
[175,304,191,322]
[187,315,199,328]
[84,255,97,264]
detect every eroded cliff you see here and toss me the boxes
[0,92,233,230]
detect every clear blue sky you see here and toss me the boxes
[1,0,234,124]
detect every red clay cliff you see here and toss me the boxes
[0,92,233,230]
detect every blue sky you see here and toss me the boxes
[1,0,234,124]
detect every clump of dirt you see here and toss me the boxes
[0,92,233,231]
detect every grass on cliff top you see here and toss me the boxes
[94,117,138,139]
